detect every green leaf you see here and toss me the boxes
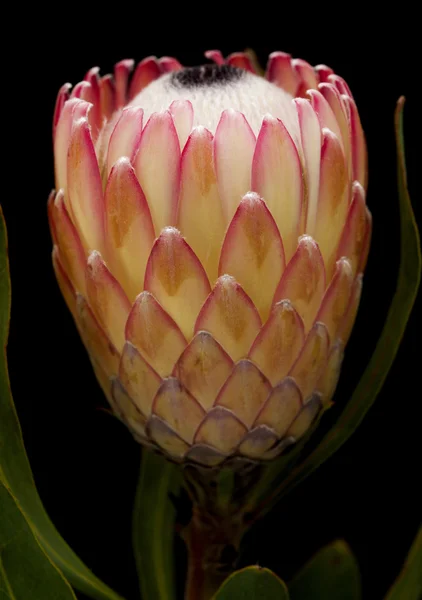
[0,479,77,600]
[385,527,422,600]
[214,566,289,599]
[132,449,182,600]
[288,540,361,600]
[0,206,124,600]
[248,97,421,514]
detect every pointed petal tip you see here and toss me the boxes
[321,126,340,145]
[204,50,225,65]
[87,249,103,267]
[53,188,65,207]
[240,190,263,205]
[158,225,182,238]
[134,289,153,303]
[269,50,291,59]
[113,155,131,168]
[274,298,294,310]
[352,179,365,197]
[336,255,353,272]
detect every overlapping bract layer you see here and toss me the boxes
[50,50,371,467]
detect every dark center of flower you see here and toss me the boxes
[170,64,246,88]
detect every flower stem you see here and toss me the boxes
[183,506,242,600]
[181,463,265,599]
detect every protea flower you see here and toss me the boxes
[49,50,371,468]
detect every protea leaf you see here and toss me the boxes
[0,480,77,599]
[288,540,361,600]
[385,526,422,600]
[0,207,124,600]
[132,449,182,600]
[214,566,289,599]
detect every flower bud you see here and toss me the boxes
[50,50,371,467]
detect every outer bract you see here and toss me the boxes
[50,50,371,468]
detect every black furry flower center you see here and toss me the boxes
[170,64,246,88]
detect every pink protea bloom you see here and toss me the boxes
[49,50,371,467]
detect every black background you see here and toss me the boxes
[3,15,420,600]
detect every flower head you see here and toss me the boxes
[49,50,371,467]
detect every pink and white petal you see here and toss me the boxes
[314,129,349,278]
[125,291,187,376]
[292,59,318,92]
[286,393,322,439]
[114,59,134,108]
[159,57,183,73]
[75,294,120,378]
[315,64,334,83]
[104,157,155,301]
[289,322,329,401]
[52,247,77,318]
[219,192,285,321]
[214,109,256,223]
[227,52,255,72]
[316,342,344,407]
[194,275,262,362]
[295,98,321,234]
[99,75,116,122]
[118,342,161,417]
[134,110,180,232]
[53,83,71,138]
[215,359,271,427]
[254,376,302,436]
[252,115,303,260]
[106,107,144,175]
[238,426,279,459]
[147,416,189,459]
[177,127,226,283]
[83,67,101,135]
[51,190,87,295]
[336,181,368,274]
[71,81,101,142]
[249,300,305,385]
[316,257,353,343]
[67,117,105,253]
[54,98,90,193]
[328,74,353,99]
[169,100,194,150]
[144,227,210,340]
[173,331,233,411]
[204,50,225,65]
[84,67,100,98]
[266,52,299,95]
[194,407,247,454]
[129,56,161,99]
[273,235,326,332]
[338,274,363,345]
[307,89,343,145]
[152,378,205,443]
[319,83,352,176]
[343,95,367,188]
[71,81,92,101]
[86,251,131,352]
